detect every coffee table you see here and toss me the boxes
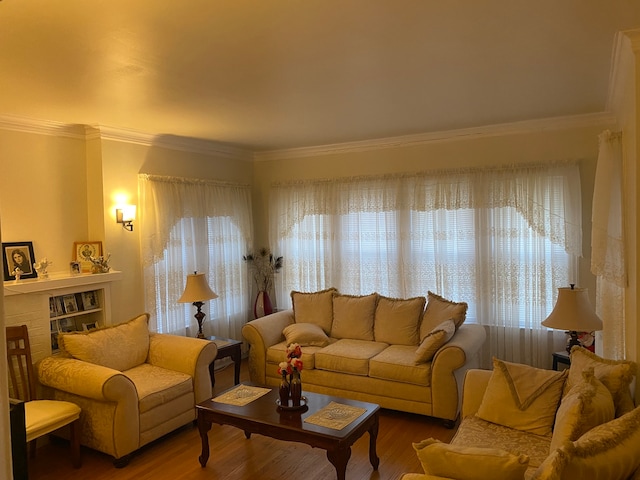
[196,385,380,480]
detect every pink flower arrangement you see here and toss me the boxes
[277,343,303,376]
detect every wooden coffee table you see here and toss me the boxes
[196,385,380,480]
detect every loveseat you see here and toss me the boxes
[402,347,639,480]
[36,313,218,466]
[242,288,486,425]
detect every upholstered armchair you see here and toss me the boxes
[36,313,217,466]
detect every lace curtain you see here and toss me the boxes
[591,131,626,359]
[139,174,253,337]
[270,162,581,368]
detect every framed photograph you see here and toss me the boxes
[59,318,75,333]
[73,241,103,273]
[83,322,98,331]
[55,296,65,315]
[81,290,99,310]
[49,297,58,318]
[2,241,37,281]
[62,294,78,314]
[70,261,82,276]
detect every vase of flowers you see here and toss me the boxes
[277,362,292,407]
[243,248,283,318]
[286,343,303,407]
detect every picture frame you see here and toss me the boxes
[73,241,103,273]
[81,290,99,310]
[55,296,65,315]
[70,261,82,276]
[49,297,58,318]
[82,321,98,331]
[62,294,78,314]
[59,318,75,333]
[2,241,37,281]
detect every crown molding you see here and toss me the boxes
[253,112,617,161]
[0,114,87,139]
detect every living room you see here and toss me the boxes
[2,2,640,479]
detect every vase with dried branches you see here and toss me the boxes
[243,247,283,318]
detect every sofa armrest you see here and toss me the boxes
[148,334,218,403]
[242,309,295,384]
[430,324,486,422]
[37,356,137,402]
[460,369,492,419]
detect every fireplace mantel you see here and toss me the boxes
[3,270,123,296]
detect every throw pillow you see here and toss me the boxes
[414,319,456,364]
[373,295,425,346]
[549,368,615,453]
[477,357,568,436]
[282,322,330,347]
[567,347,637,418]
[420,291,468,341]
[58,313,150,371]
[291,288,338,335]
[413,437,529,480]
[532,406,640,480]
[331,293,378,341]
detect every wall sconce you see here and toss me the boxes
[116,205,136,231]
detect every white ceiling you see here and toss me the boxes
[1,1,639,152]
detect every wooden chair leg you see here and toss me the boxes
[70,419,82,468]
[29,439,37,459]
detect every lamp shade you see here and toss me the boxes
[542,286,603,332]
[177,272,218,303]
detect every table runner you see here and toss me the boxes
[304,401,366,430]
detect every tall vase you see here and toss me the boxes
[290,369,302,407]
[278,372,290,407]
[254,290,273,318]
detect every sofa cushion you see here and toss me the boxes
[283,322,330,347]
[413,437,530,480]
[123,363,193,414]
[532,406,640,480]
[477,358,567,436]
[331,293,378,341]
[415,319,456,365]
[374,295,425,346]
[58,313,150,372]
[452,415,551,472]
[291,288,338,335]
[315,339,388,376]
[550,368,615,453]
[420,291,468,341]
[370,345,432,386]
[567,346,637,418]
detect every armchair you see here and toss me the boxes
[36,313,217,466]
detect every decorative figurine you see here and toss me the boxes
[89,253,111,274]
[34,257,52,279]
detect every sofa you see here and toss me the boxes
[242,288,486,425]
[401,347,639,480]
[36,313,218,466]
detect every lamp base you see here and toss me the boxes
[193,301,206,339]
[565,330,582,354]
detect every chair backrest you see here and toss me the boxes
[6,325,37,402]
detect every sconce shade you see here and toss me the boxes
[178,272,218,303]
[542,286,603,332]
[116,205,136,231]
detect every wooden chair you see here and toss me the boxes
[6,324,82,468]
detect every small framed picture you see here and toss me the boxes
[83,322,98,331]
[81,291,99,310]
[2,241,37,281]
[62,294,78,314]
[59,318,75,333]
[70,261,82,276]
[49,297,58,318]
[55,296,65,315]
[73,241,103,273]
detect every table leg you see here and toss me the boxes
[326,447,351,480]
[197,413,212,467]
[368,414,380,470]
[231,346,241,385]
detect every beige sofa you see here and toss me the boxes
[402,348,639,480]
[242,289,486,425]
[36,313,217,466]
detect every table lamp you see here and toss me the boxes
[542,284,603,353]
[178,271,218,338]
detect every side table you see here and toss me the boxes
[208,336,243,388]
[552,351,570,371]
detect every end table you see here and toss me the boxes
[552,351,570,371]
[208,336,242,387]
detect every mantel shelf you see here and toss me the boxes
[3,270,123,296]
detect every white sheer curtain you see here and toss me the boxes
[139,174,253,339]
[270,162,581,368]
[591,130,626,359]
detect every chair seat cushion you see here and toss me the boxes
[124,364,193,414]
[25,400,81,442]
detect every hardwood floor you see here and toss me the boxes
[28,359,457,480]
